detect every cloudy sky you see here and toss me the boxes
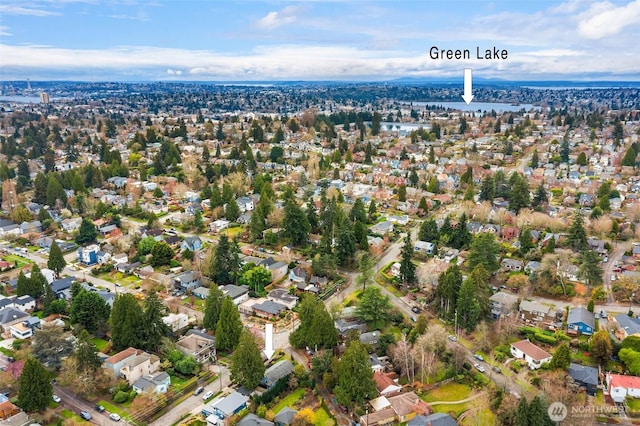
[1,0,639,81]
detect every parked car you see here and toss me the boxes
[474,363,486,373]
[194,386,204,395]
[601,310,608,319]
[109,413,121,422]
[7,357,14,363]
[447,335,457,342]
[411,306,421,313]
[492,366,502,374]
[203,390,214,400]
[79,411,92,420]
[474,354,484,362]
[95,404,105,412]
[52,395,61,403]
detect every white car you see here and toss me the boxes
[109,413,121,421]
[611,275,616,282]
[203,390,214,400]
[52,395,61,403]
[474,363,486,373]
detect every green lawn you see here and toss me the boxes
[2,254,32,267]
[60,409,84,422]
[314,406,335,426]
[422,383,472,403]
[272,388,306,414]
[461,408,495,425]
[98,400,134,421]
[92,338,110,352]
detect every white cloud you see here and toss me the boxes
[577,0,640,39]
[0,4,60,16]
[255,6,301,30]
[0,26,12,36]
[167,69,182,75]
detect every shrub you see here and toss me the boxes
[113,391,129,403]
[129,390,137,402]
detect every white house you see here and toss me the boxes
[414,240,434,255]
[162,313,189,332]
[9,322,33,339]
[235,197,254,213]
[510,339,552,370]
[210,219,230,233]
[606,373,640,403]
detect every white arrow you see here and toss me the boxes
[462,68,474,105]
[264,323,275,360]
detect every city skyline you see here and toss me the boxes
[1,0,640,81]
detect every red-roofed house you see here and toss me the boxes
[510,339,552,370]
[606,373,640,403]
[374,371,402,396]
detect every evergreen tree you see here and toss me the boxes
[225,198,240,222]
[47,240,66,277]
[289,295,338,350]
[203,284,225,331]
[509,173,530,213]
[418,218,439,242]
[397,184,407,202]
[519,228,534,255]
[16,271,36,298]
[110,294,144,351]
[334,341,377,409]
[75,329,101,372]
[622,146,637,167]
[335,220,356,267]
[69,288,111,335]
[418,197,428,215]
[568,211,588,252]
[544,234,556,254]
[528,395,553,425]
[368,199,377,219]
[399,234,416,286]
[18,356,53,412]
[514,397,529,426]
[349,199,367,224]
[141,291,169,352]
[356,287,391,329]
[150,241,174,267]
[428,146,435,164]
[457,276,481,332]
[590,330,612,367]
[479,174,495,202]
[579,249,604,287]
[467,232,501,274]
[560,140,570,163]
[283,198,311,246]
[451,213,471,249]
[550,342,571,370]
[75,217,98,245]
[530,149,539,168]
[208,235,241,285]
[215,297,243,352]
[532,183,548,207]
[230,330,265,390]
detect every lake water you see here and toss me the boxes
[406,101,541,112]
[0,95,43,104]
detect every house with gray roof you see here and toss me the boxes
[202,391,247,419]
[220,284,249,305]
[0,307,29,330]
[132,371,171,395]
[370,221,394,235]
[273,407,297,425]
[253,300,287,319]
[568,363,598,396]
[174,271,201,291]
[519,300,555,323]
[408,413,457,426]
[360,330,380,346]
[261,360,294,389]
[267,288,298,310]
[237,414,274,426]
[490,291,519,319]
[614,314,640,339]
[192,286,210,299]
[567,307,595,335]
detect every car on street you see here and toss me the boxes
[96,404,105,412]
[109,413,121,422]
[52,395,61,403]
[492,366,502,374]
[447,335,457,342]
[474,363,486,373]
[79,411,92,420]
[411,306,421,313]
[203,390,214,400]
[611,275,616,281]
[194,386,204,395]
[474,354,484,362]
[7,357,14,363]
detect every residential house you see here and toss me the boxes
[96,251,111,264]
[132,371,171,395]
[115,262,141,274]
[220,284,249,305]
[510,339,552,370]
[371,221,394,235]
[0,396,21,421]
[289,267,307,284]
[20,220,42,235]
[193,286,210,299]
[501,258,524,272]
[567,307,595,335]
[606,373,640,403]
[267,288,298,310]
[181,236,203,252]
[186,202,203,216]
[237,414,274,426]
[261,360,294,389]
[519,300,555,323]
[407,413,457,426]
[369,354,385,373]
[210,219,230,233]
[309,275,328,288]
[360,331,380,348]
[524,261,542,274]
[9,322,33,339]
[51,277,76,300]
[613,314,640,339]
[264,260,288,282]
[587,238,606,254]
[162,313,189,332]
[112,253,129,265]
[0,307,29,332]
[387,391,431,423]
[119,352,161,386]
[568,363,598,396]
[174,271,201,291]
[502,227,520,240]
[77,244,100,266]
[414,240,435,255]
[61,217,82,233]
[142,228,164,241]
[0,220,20,237]
[490,291,519,319]
[374,371,402,396]
[104,347,141,378]
[202,391,248,419]
[12,295,36,312]
[253,300,287,319]
[359,407,396,426]
[235,196,255,212]
[273,407,297,426]
[176,329,216,363]
[335,318,368,336]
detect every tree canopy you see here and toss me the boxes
[230,330,266,390]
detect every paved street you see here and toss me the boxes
[53,384,113,426]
